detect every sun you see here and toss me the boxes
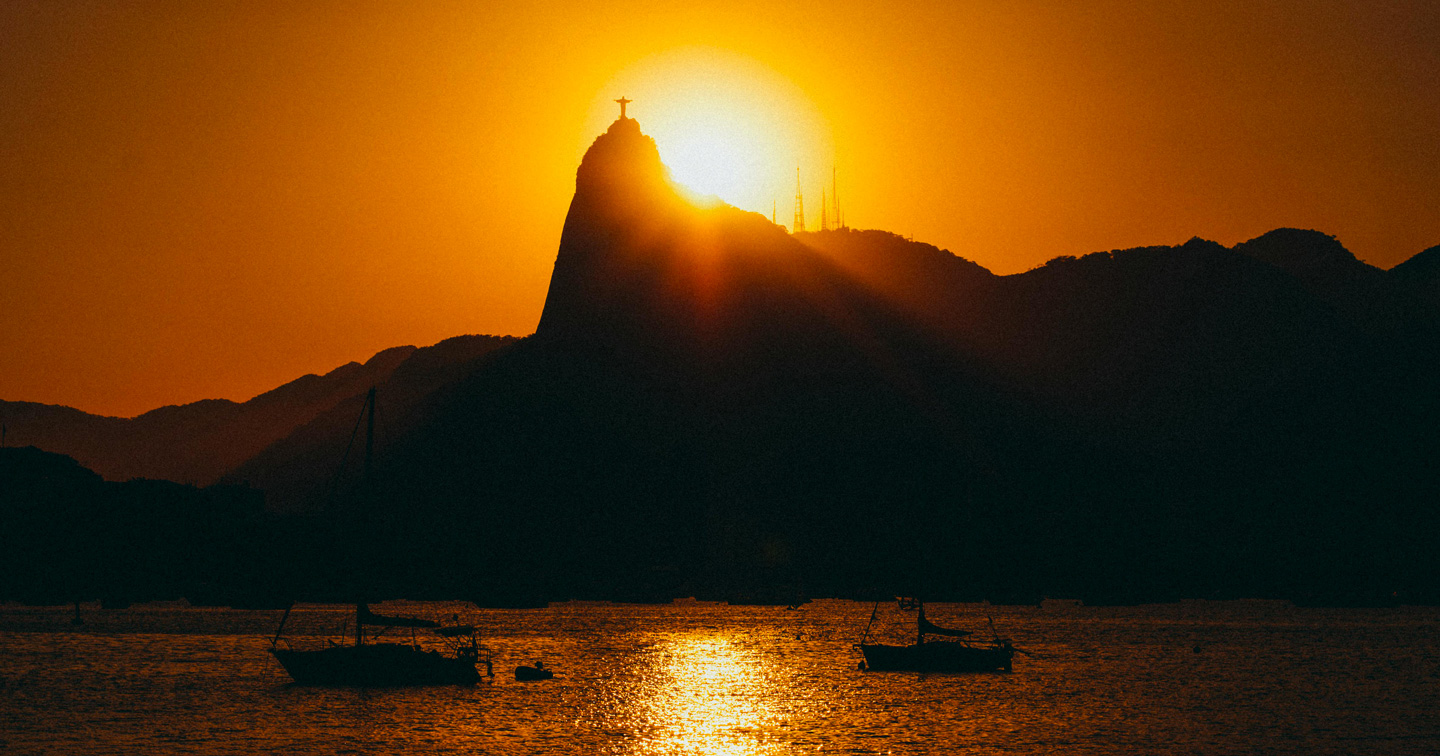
[661,117,759,206]
[585,48,834,216]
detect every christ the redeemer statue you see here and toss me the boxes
[615,97,632,119]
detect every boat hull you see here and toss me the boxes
[271,644,480,686]
[514,665,554,681]
[859,641,1014,673]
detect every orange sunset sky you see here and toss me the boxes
[3,0,1437,417]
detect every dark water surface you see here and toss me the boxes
[3,600,1439,754]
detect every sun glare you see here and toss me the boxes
[637,637,781,755]
[586,48,834,216]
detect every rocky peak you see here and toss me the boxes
[574,117,669,199]
[536,118,685,340]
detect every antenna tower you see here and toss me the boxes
[793,166,806,233]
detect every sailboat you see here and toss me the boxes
[270,602,489,685]
[268,388,492,686]
[855,598,1015,672]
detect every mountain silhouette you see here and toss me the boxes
[5,115,1439,606]
[223,334,516,512]
[350,116,1020,601]
[348,116,1440,602]
[1391,243,1440,284]
[0,346,413,483]
[1391,244,1440,310]
[1233,228,1422,329]
[1,336,513,486]
[0,445,270,606]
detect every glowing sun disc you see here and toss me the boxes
[586,48,833,215]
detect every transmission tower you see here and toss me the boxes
[833,165,842,229]
[793,166,806,233]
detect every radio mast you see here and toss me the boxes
[792,166,806,233]
[833,165,842,229]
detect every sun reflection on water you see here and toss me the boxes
[633,636,786,756]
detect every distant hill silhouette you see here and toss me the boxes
[6,115,1438,607]
[0,336,512,486]
[1233,228,1421,329]
[1391,244,1440,309]
[0,445,271,606]
[222,334,518,511]
[1391,243,1440,284]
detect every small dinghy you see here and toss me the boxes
[514,661,554,681]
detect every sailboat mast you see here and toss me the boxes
[363,387,376,484]
[357,386,377,647]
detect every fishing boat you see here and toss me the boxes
[855,598,1015,673]
[266,388,493,686]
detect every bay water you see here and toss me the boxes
[3,600,1438,754]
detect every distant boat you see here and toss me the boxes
[855,598,1015,673]
[267,388,492,686]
